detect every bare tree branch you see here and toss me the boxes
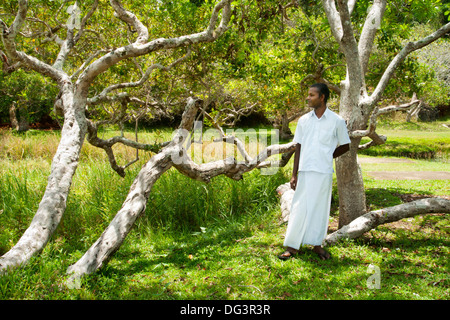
[91,48,192,102]
[358,0,386,75]
[350,94,420,150]
[78,0,232,88]
[70,49,108,80]
[348,0,357,15]
[85,119,169,177]
[357,132,387,151]
[350,106,380,138]
[53,0,99,71]
[0,49,20,73]
[363,21,450,108]
[377,95,421,115]
[321,0,343,42]
[335,0,364,90]
[110,0,149,44]
[0,0,66,83]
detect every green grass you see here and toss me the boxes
[359,118,450,161]
[0,121,449,300]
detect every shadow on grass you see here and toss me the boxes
[364,185,436,210]
[84,223,370,300]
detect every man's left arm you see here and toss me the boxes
[333,143,349,158]
[333,118,351,158]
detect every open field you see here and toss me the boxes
[0,119,449,300]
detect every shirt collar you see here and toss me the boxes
[312,107,329,120]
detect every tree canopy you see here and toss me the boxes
[1,0,448,130]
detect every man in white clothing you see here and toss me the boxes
[279,83,350,260]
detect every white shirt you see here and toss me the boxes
[293,108,351,174]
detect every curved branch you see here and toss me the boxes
[351,94,420,150]
[321,0,343,42]
[174,142,296,183]
[364,21,450,108]
[0,1,66,83]
[85,119,169,177]
[110,0,149,44]
[358,0,386,75]
[9,0,28,37]
[377,98,421,115]
[91,47,191,102]
[78,0,232,88]
[350,106,379,138]
[335,0,364,92]
[0,81,87,276]
[53,0,99,71]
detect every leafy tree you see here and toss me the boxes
[0,68,57,130]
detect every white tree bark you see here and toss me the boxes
[0,82,87,274]
[0,1,89,274]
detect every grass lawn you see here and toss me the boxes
[0,119,449,301]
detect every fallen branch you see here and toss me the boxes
[324,197,450,245]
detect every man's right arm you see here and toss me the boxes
[290,143,301,190]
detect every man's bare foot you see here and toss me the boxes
[278,247,298,260]
[313,246,331,260]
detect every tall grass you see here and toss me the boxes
[0,127,289,253]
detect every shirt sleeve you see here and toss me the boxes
[336,118,351,146]
[292,120,302,144]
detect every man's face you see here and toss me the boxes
[306,87,324,109]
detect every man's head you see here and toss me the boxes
[307,83,329,109]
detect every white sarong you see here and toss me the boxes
[283,171,332,248]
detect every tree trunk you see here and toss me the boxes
[66,150,173,283]
[280,110,293,140]
[335,137,367,228]
[0,86,87,275]
[8,102,19,130]
[65,97,201,283]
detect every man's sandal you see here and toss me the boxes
[315,249,331,260]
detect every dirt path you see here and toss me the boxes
[358,157,415,164]
[366,171,450,180]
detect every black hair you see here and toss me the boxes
[310,83,330,103]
